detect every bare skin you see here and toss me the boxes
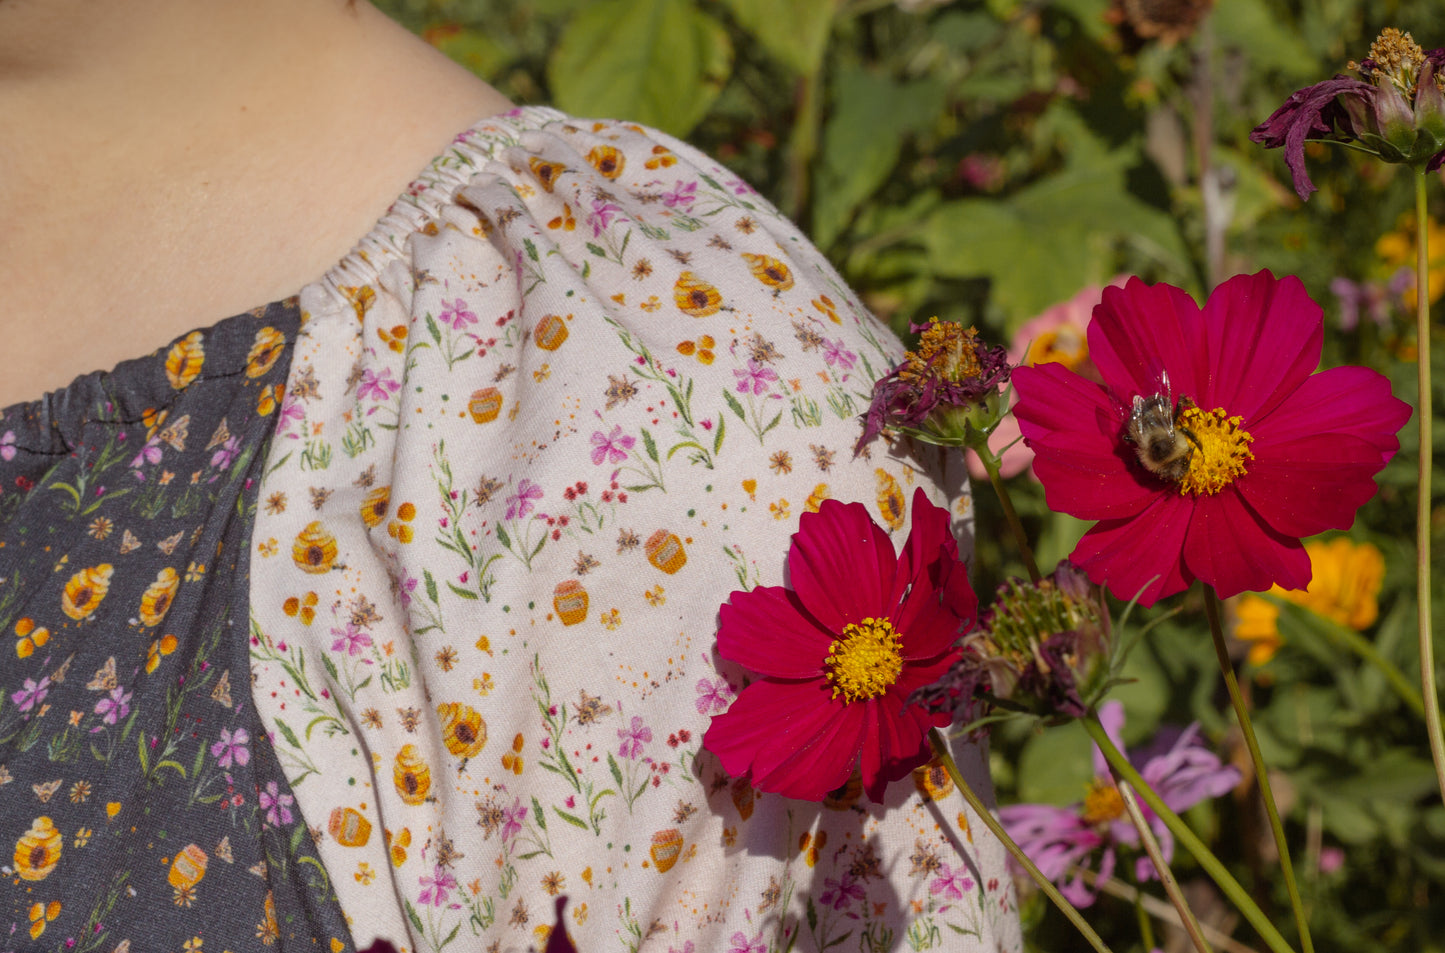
[0,0,513,408]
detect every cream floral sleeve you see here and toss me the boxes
[249,107,1019,953]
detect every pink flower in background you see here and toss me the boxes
[966,278,1123,482]
[999,701,1240,907]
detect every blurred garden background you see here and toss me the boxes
[375,1,1445,949]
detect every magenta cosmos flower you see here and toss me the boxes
[999,701,1240,908]
[703,488,976,801]
[1013,271,1410,606]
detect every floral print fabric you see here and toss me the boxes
[0,302,355,951]
[249,107,1020,953]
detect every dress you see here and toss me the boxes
[1,106,1019,953]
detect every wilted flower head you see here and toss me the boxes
[1251,28,1445,199]
[856,319,1011,452]
[1000,701,1241,908]
[916,561,1110,724]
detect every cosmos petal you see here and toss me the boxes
[1071,495,1193,606]
[1236,434,1385,538]
[1252,365,1410,462]
[894,488,974,621]
[1013,363,1161,519]
[1201,272,1322,419]
[861,701,935,802]
[1181,492,1310,598]
[717,587,831,678]
[789,499,894,632]
[1088,278,1210,403]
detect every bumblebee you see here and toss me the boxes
[1125,391,1199,483]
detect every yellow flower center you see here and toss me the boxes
[900,320,980,384]
[1177,405,1254,497]
[825,617,903,703]
[1356,27,1431,96]
[1026,326,1089,373]
[1081,779,1126,825]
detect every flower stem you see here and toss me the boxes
[1082,715,1298,953]
[928,729,1113,953]
[1413,169,1445,808]
[1116,780,1213,953]
[976,446,1042,583]
[1203,589,1313,953]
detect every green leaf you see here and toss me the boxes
[723,389,746,421]
[406,900,425,936]
[424,569,440,605]
[447,581,480,601]
[814,67,947,249]
[553,808,591,830]
[549,0,733,138]
[1210,0,1318,80]
[425,25,513,80]
[276,719,305,752]
[641,428,659,463]
[1017,720,1093,806]
[716,0,837,76]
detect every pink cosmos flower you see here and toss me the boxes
[703,488,975,801]
[999,701,1240,908]
[1013,271,1410,606]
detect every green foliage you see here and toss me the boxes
[373,0,1445,948]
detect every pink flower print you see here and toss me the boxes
[277,392,305,438]
[210,726,251,768]
[396,572,419,608]
[695,677,732,714]
[0,431,15,461]
[819,871,865,910]
[727,932,766,953]
[733,360,779,395]
[505,479,543,520]
[588,197,625,237]
[259,780,294,826]
[418,864,459,908]
[662,181,697,210]
[670,943,696,953]
[357,367,401,403]
[618,715,652,760]
[501,797,527,843]
[591,426,636,465]
[93,686,133,726]
[330,622,374,657]
[438,298,478,330]
[129,435,163,471]
[822,339,857,370]
[930,862,975,900]
[210,434,241,470]
[11,675,50,712]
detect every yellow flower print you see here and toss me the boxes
[393,745,431,805]
[769,499,790,521]
[355,861,376,885]
[256,890,279,945]
[377,324,409,353]
[282,591,319,626]
[804,483,830,513]
[257,383,285,416]
[874,469,905,531]
[138,567,180,627]
[185,562,205,582]
[644,144,677,169]
[245,326,286,378]
[528,157,567,192]
[812,294,841,323]
[61,564,113,621]
[385,826,411,867]
[502,733,525,775]
[473,674,495,696]
[145,634,179,674]
[438,702,487,759]
[73,827,91,847]
[475,634,493,655]
[912,759,954,801]
[14,816,63,881]
[586,144,625,179]
[644,585,666,606]
[341,285,376,322]
[741,253,795,293]
[165,332,205,390]
[388,502,417,544]
[676,336,716,364]
[27,901,60,940]
[360,485,391,528]
[674,271,723,317]
[14,617,49,659]
[599,608,621,630]
[292,522,339,574]
[547,204,576,232]
[182,937,203,951]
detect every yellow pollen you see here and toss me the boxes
[1177,405,1253,497]
[900,320,980,385]
[1353,28,1435,96]
[1081,779,1126,825]
[825,617,904,703]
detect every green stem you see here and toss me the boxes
[928,730,1114,953]
[1117,780,1213,953]
[1082,716,1298,953]
[1413,169,1445,807]
[1129,867,1158,952]
[1203,589,1313,953]
[782,69,823,225]
[977,444,1042,583]
[1270,598,1425,718]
